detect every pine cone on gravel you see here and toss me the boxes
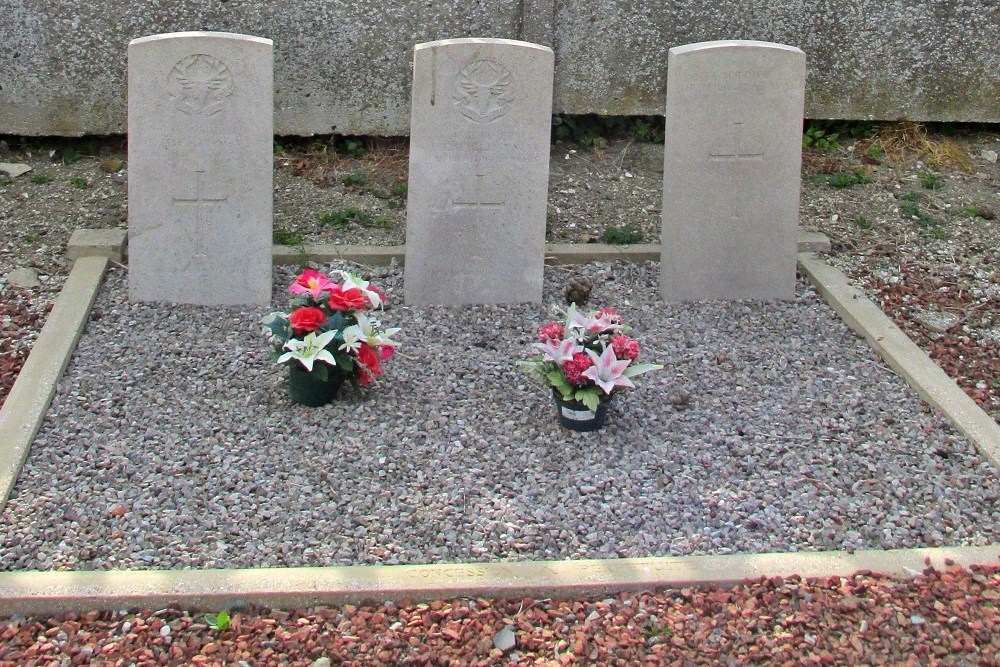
[564,277,593,306]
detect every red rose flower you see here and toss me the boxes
[328,285,368,311]
[356,343,382,385]
[538,322,564,343]
[611,335,640,361]
[562,351,593,386]
[289,306,326,334]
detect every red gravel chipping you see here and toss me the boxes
[1,564,997,666]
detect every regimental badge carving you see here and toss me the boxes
[167,54,234,117]
[453,60,514,124]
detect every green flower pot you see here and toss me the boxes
[288,364,345,407]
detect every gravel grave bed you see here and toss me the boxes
[2,260,998,572]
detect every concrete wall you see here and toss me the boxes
[2,0,998,137]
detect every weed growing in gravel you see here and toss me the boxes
[392,181,408,198]
[204,611,231,633]
[602,224,644,244]
[23,234,38,244]
[898,191,945,236]
[827,169,871,188]
[30,174,53,184]
[70,177,89,189]
[341,169,368,187]
[868,144,886,159]
[802,123,840,152]
[273,228,304,246]
[917,170,944,189]
[958,205,980,218]
[0,177,12,187]
[551,115,665,147]
[320,207,391,229]
[855,216,872,229]
[342,138,367,158]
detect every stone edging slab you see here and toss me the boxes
[798,253,1000,471]
[0,545,996,616]
[0,256,109,511]
[271,231,832,266]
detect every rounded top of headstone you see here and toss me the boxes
[129,31,273,48]
[414,37,553,56]
[669,40,804,58]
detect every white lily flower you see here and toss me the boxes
[581,346,635,395]
[570,310,622,336]
[340,324,363,353]
[277,330,338,372]
[533,337,581,364]
[354,312,401,348]
[334,270,384,309]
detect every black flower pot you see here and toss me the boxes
[288,364,345,407]
[552,390,612,432]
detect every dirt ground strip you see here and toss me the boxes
[0,564,997,665]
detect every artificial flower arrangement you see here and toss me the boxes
[521,305,662,427]
[262,268,400,404]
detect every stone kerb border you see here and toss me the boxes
[0,230,996,616]
[0,256,110,510]
[271,230,832,266]
[798,253,1000,471]
[0,546,997,616]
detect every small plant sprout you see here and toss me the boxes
[273,228,304,246]
[341,168,368,187]
[602,224,644,244]
[277,330,338,371]
[917,169,944,189]
[855,216,872,229]
[70,177,89,189]
[30,173,53,184]
[827,169,871,188]
[204,610,231,632]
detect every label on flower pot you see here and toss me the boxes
[561,406,596,421]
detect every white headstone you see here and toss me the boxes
[404,38,554,306]
[128,32,273,306]
[660,40,806,301]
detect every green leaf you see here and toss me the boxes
[576,389,600,411]
[623,363,663,378]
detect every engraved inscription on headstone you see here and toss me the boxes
[453,60,515,124]
[167,54,234,117]
[128,31,273,306]
[660,40,806,302]
[451,172,505,211]
[708,121,764,224]
[405,38,554,305]
[173,169,229,262]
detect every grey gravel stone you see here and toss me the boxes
[0,261,997,572]
[7,267,40,289]
[493,625,516,651]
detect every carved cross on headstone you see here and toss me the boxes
[173,169,228,262]
[708,121,764,224]
[451,173,505,211]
